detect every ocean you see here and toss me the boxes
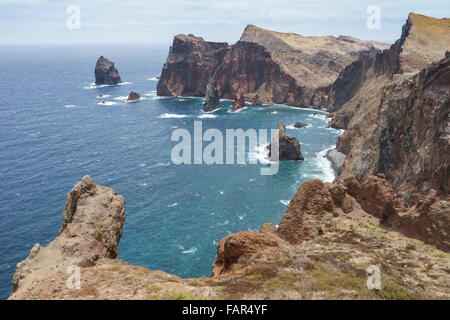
[0,44,342,299]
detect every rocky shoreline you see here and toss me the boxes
[8,12,450,300]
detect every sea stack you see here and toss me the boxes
[293,122,308,129]
[268,122,303,161]
[231,93,245,111]
[95,56,121,85]
[127,91,140,101]
[203,75,220,112]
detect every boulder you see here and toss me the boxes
[95,56,121,85]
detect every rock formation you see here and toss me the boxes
[203,75,220,112]
[157,26,387,108]
[268,122,303,161]
[322,14,450,208]
[127,91,140,101]
[293,122,308,129]
[231,93,245,111]
[11,176,125,295]
[9,174,450,300]
[95,56,121,85]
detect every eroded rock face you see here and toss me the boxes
[277,180,337,244]
[212,231,286,276]
[203,75,220,112]
[157,26,387,108]
[268,122,303,161]
[231,93,245,111]
[95,56,121,85]
[157,35,230,97]
[11,176,125,294]
[127,91,140,101]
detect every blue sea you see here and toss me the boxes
[0,44,342,299]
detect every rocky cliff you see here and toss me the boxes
[324,14,449,205]
[95,56,121,85]
[157,27,387,108]
[10,175,449,300]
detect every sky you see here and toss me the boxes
[0,0,448,45]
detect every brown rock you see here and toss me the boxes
[11,176,125,293]
[260,223,276,234]
[357,175,404,221]
[95,56,121,85]
[231,93,245,111]
[277,179,336,244]
[127,91,140,101]
[157,26,386,108]
[212,231,284,276]
[268,122,303,161]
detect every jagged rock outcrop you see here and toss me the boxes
[157,35,230,97]
[127,91,140,101]
[10,176,125,296]
[157,26,387,108]
[95,56,121,85]
[268,122,303,161]
[203,75,220,112]
[231,92,245,111]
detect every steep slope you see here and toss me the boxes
[325,14,449,207]
[157,26,387,108]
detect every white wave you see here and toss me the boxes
[113,96,128,101]
[198,114,218,119]
[147,77,159,81]
[219,220,229,226]
[140,183,148,187]
[150,162,171,168]
[315,147,336,183]
[119,82,132,86]
[138,163,146,167]
[280,200,290,206]
[308,113,329,121]
[219,191,224,195]
[96,95,110,99]
[182,247,197,254]
[97,101,116,106]
[248,144,271,165]
[159,113,188,119]
[143,90,157,96]
[64,105,75,108]
[84,83,110,89]
[326,127,345,135]
[168,202,178,207]
[237,214,246,220]
[227,106,247,113]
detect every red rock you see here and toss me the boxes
[127,91,140,101]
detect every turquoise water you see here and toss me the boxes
[0,45,342,299]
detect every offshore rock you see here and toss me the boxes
[203,75,220,112]
[268,122,303,161]
[95,56,121,85]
